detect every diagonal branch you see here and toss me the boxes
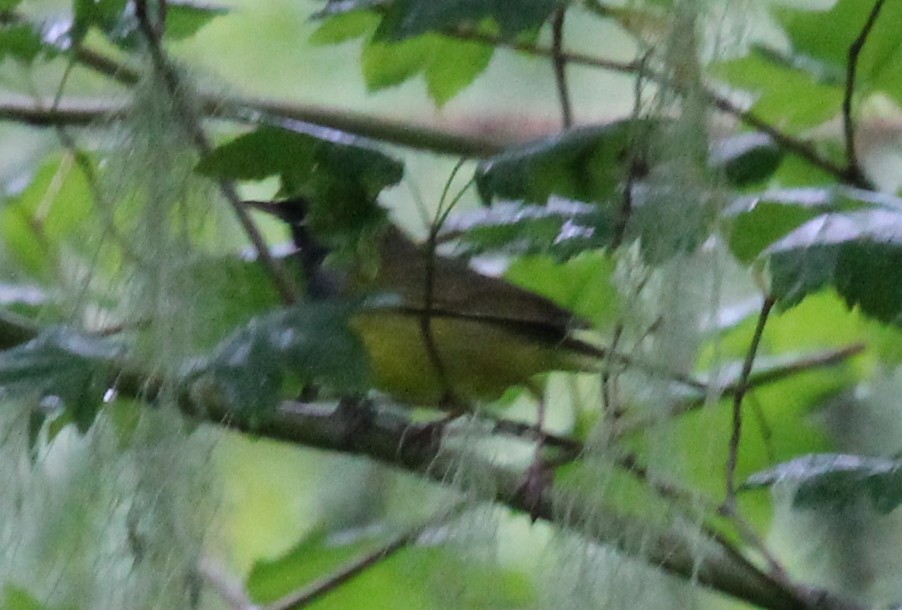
[132,0,297,305]
[190,396,865,610]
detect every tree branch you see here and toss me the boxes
[0,95,507,157]
[187,396,866,610]
[0,95,127,125]
[446,26,865,186]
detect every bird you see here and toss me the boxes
[246,197,606,409]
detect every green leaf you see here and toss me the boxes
[196,125,402,242]
[247,526,379,603]
[727,186,887,263]
[192,300,370,419]
[165,253,282,350]
[106,398,142,449]
[766,207,902,325]
[0,327,122,435]
[1,585,49,610]
[423,36,493,106]
[165,1,229,40]
[711,49,844,133]
[504,251,620,327]
[374,0,561,41]
[71,0,130,45]
[309,9,379,45]
[710,133,784,188]
[451,200,611,258]
[0,155,95,282]
[362,35,433,90]
[248,527,535,609]
[70,0,223,47]
[0,0,23,11]
[474,119,719,262]
[362,33,493,106]
[0,23,48,64]
[476,120,654,206]
[744,453,902,514]
[772,0,902,104]
[199,320,283,419]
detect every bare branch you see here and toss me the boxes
[0,95,126,125]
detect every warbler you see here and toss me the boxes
[249,198,604,407]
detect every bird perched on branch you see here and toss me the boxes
[247,197,604,409]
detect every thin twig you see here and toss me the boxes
[843,0,886,185]
[264,503,466,610]
[550,7,573,129]
[740,343,865,389]
[0,96,127,125]
[600,324,623,423]
[724,296,775,506]
[132,0,297,304]
[447,26,864,186]
[616,343,867,436]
